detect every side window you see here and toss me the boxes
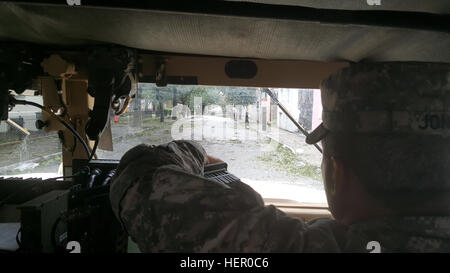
[97,84,327,206]
[0,96,62,178]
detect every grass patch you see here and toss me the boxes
[258,144,322,181]
[37,154,62,168]
[116,114,175,128]
[142,118,175,128]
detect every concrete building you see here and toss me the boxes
[274,88,321,133]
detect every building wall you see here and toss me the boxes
[297,89,314,131]
[275,88,318,133]
[276,88,300,132]
[312,90,323,130]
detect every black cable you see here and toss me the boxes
[102,169,116,186]
[86,168,102,188]
[11,98,91,158]
[69,122,77,153]
[88,138,99,162]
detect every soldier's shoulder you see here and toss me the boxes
[302,218,349,252]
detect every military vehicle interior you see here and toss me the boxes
[0,0,449,253]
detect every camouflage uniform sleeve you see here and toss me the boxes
[119,166,308,252]
[110,140,208,224]
[110,140,311,252]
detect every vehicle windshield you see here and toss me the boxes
[0,84,327,205]
[98,84,327,205]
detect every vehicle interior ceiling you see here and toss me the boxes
[0,0,449,223]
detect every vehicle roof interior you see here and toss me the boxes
[0,1,449,63]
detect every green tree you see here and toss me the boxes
[139,84,192,121]
[139,84,175,102]
[137,84,257,120]
[223,87,257,106]
[223,87,257,121]
[183,87,225,112]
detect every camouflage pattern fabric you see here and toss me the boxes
[306,62,450,144]
[110,140,450,252]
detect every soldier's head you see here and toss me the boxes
[306,62,450,225]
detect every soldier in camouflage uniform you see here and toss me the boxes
[110,62,450,252]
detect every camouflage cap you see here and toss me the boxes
[306,62,450,144]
